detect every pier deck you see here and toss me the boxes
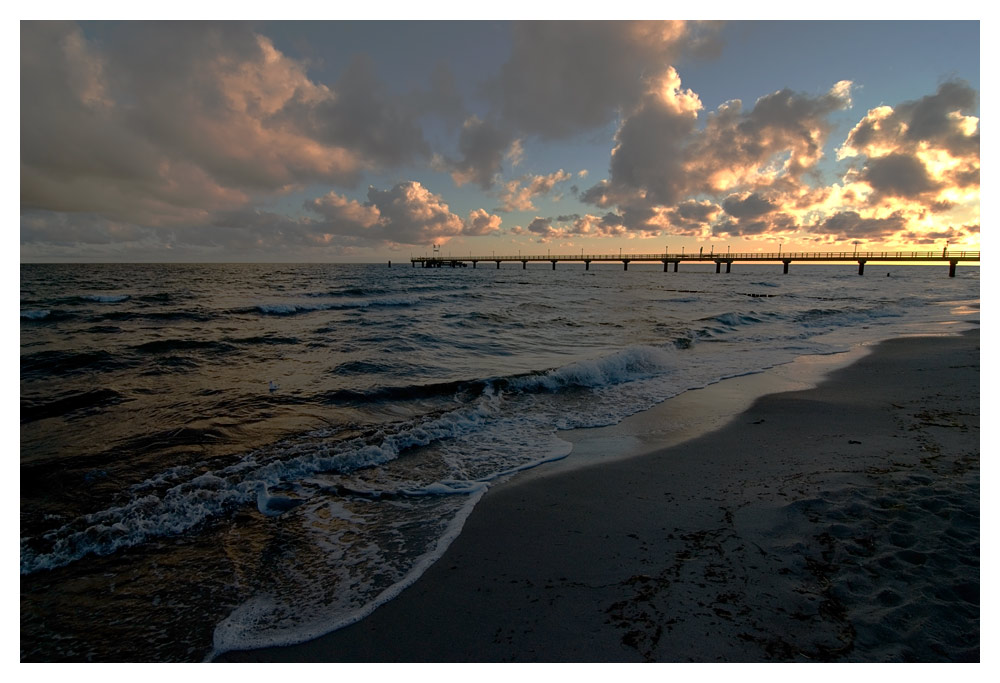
[410,250,979,277]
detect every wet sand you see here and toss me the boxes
[218,330,979,662]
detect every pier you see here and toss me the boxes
[411,250,979,277]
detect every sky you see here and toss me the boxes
[18,14,981,262]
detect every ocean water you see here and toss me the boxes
[19,261,979,661]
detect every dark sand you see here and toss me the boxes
[219,330,979,662]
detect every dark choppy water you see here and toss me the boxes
[20,261,978,661]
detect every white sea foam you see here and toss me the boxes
[209,483,487,658]
[511,345,676,393]
[21,391,505,574]
[256,295,422,315]
[82,294,130,303]
[20,262,979,661]
[21,309,51,319]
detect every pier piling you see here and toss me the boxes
[409,250,978,276]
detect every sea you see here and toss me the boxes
[19,260,979,661]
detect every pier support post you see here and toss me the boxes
[522,260,527,270]
[949,260,958,277]
[472,261,477,269]
[623,260,630,271]
[715,261,722,273]
[585,260,591,271]
[662,260,669,272]
[496,261,501,269]
[782,259,791,274]
[551,260,557,270]
[674,261,679,272]
[857,260,866,276]
[726,261,732,273]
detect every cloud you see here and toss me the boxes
[806,211,909,241]
[304,54,430,168]
[436,116,514,189]
[309,181,466,245]
[661,200,722,236]
[838,80,979,206]
[722,192,779,219]
[20,22,434,230]
[583,72,852,223]
[861,153,938,198]
[496,170,572,212]
[464,208,503,236]
[514,212,631,242]
[578,72,978,247]
[493,21,722,138]
[605,68,703,207]
[307,181,501,245]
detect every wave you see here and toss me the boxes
[226,335,301,346]
[81,294,130,303]
[21,388,128,424]
[698,311,769,328]
[318,377,485,406]
[252,296,422,316]
[133,339,238,355]
[22,308,79,323]
[321,345,678,407]
[507,345,676,393]
[21,349,128,378]
[96,310,214,323]
[20,394,503,574]
[303,287,384,298]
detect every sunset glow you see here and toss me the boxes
[20,20,980,261]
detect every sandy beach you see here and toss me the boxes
[218,330,979,662]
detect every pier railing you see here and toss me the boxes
[413,250,979,262]
[409,250,979,277]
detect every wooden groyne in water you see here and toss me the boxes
[410,250,980,277]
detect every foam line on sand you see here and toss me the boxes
[218,330,979,662]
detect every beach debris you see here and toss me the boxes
[268,380,279,392]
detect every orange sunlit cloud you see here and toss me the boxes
[20,21,978,260]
